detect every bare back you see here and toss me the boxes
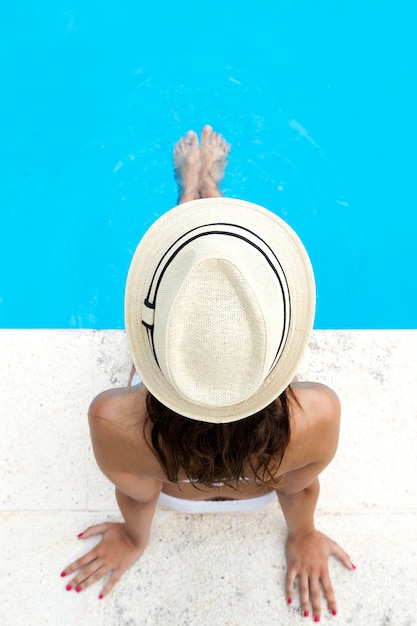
[88,382,341,502]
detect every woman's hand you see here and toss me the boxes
[285,529,355,620]
[61,522,146,598]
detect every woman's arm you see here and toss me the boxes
[62,400,162,598]
[278,477,354,621]
[115,486,160,547]
[276,385,355,620]
[277,473,319,535]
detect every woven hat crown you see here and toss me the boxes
[152,234,287,407]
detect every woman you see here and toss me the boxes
[62,126,354,621]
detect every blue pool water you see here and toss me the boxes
[1,1,416,329]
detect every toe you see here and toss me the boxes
[188,130,199,149]
[221,139,230,156]
[179,137,189,152]
[201,125,213,143]
[174,137,184,153]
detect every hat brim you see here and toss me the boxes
[125,198,315,423]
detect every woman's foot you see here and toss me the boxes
[173,130,201,203]
[199,125,230,198]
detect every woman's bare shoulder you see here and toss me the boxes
[284,382,341,466]
[88,385,147,429]
[291,382,340,420]
[87,385,156,475]
[273,382,341,492]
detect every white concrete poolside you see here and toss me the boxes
[1,329,416,625]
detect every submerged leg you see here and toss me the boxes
[199,124,230,198]
[173,130,201,204]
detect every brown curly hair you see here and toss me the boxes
[145,387,295,489]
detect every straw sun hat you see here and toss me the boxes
[125,197,315,423]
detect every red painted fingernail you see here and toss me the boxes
[303,610,309,617]
[352,563,357,570]
[332,609,337,615]
[314,618,320,623]
[75,586,82,593]
[287,598,292,605]
[98,593,104,600]
[60,571,67,577]
[77,532,84,538]
[66,584,72,591]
